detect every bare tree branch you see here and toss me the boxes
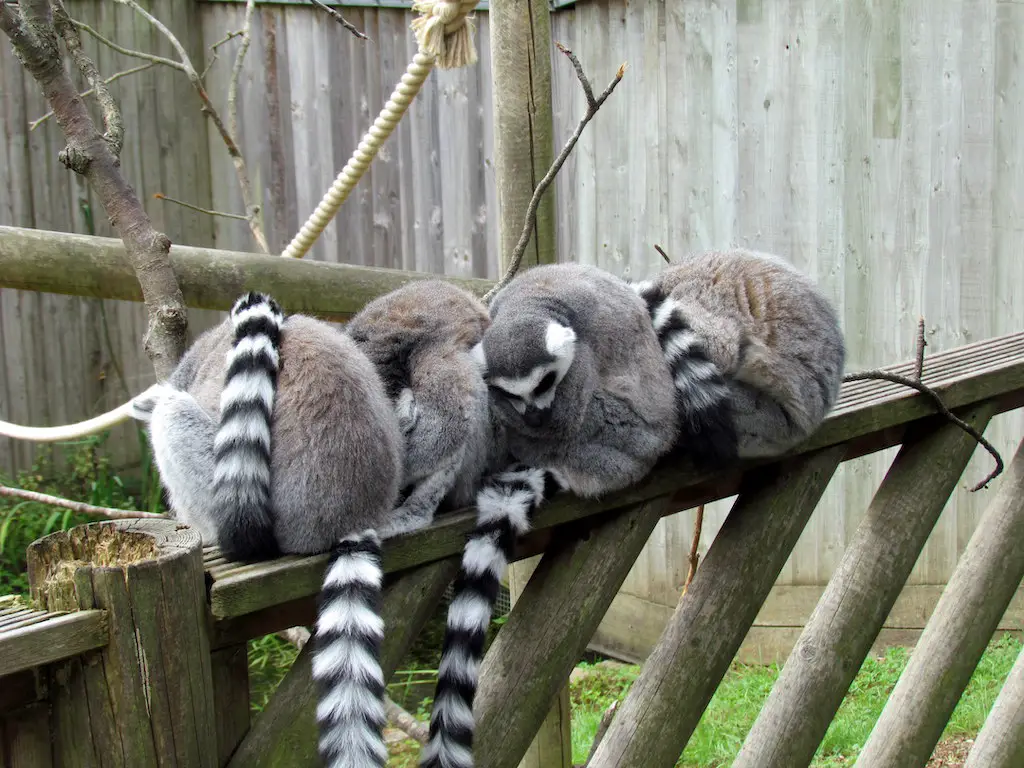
[2,0,189,377]
[108,0,269,252]
[681,503,704,599]
[30,61,156,131]
[308,0,369,41]
[227,0,256,169]
[154,192,249,221]
[0,483,166,520]
[71,16,184,70]
[201,28,243,79]
[483,46,628,303]
[52,0,123,156]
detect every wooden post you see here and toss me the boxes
[26,519,218,767]
[489,0,565,764]
[731,403,998,768]
[855,436,1024,766]
[227,558,459,768]
[964,641,1024,768]
[474,499,671,768]
[586,446,845,768]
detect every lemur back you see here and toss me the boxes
[345,280,505,528]
[132,293,405,768]
[632,248,846,461]
[421,263,680,768]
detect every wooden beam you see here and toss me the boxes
[964,640,1024,768]
[204,334,1024,620]
[731,402,998,768]
[855,436,1024,766]
[0,606,108,677]
[473,499,671,768]
[585,446,845,768]
[226,557,459,768]
[0,225,493,321]
[26,519,218,767]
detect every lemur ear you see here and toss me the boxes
[545,322,577,358]
[469,341,487,375]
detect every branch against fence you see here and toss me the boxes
[1,0,188,379]
[0,483,166,520]
[483,45,627,303]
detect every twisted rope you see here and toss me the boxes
[281,0,478,259]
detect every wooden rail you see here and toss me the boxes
[2,331,1024,767]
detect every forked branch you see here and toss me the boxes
[483,44,628,302]
[308,0,369,41]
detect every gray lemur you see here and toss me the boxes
[131,292,406,768]
[421,263,680,768]
[630,247,846,463]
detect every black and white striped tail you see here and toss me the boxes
[631,281,739,467]
[212,291,285,560]
[419,466,565,768]
[314,531,389,768]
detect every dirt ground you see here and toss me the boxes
[926,736,975,768]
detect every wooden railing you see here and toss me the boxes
[2,231,1024,767]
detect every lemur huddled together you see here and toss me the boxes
[130,248,845,768]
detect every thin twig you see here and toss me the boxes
[308,0,369,41]
[681,503,704,599]
[0,484,166,520]
[841,370,1003,491]
[201,29,243,80]
[483,45,628,303]
[71,17,183,70]
[112,0,269,252]
[30,62,156,131]
[153,193,249,221]
[227,0,256,157]
[654,243,671,264]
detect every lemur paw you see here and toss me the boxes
[395,387,419,434]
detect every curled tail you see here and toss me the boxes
[213,291,285,560]
[314,530,389,768]
[631,281,739,467]
[420,465,565,768]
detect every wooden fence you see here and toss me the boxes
[3,0,1024,662]
[2,301,1023,766]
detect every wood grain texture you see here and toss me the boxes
[473,499,670,768]
[586,447,845,768]
[211,645,251,766]
[732,402,998,768]
[964,639,1024,768]
[0,609,108,678]
[856,437,1024,766]
[25,519,218,768]
[226,557,459,768]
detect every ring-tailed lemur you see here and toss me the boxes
[131,292,406,768]
[631,248,845,461]
[421,262,680,768]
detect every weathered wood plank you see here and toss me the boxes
[963,639,1024,768]
[0,610,108,678]
[731,402,998,768]
[26,520,218,768]
[585,447,845,768]
[855,436,1024,766]
[0,225,493,320]
[226,557,459,768]
[205,336,1024,620]
[474,499,671,768]
[2,701,53,768]
[211,644,251,767]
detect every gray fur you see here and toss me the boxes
[346,280,504,526]
[637,247,846,459]
[135,312,405,552]
[478,262,680,498]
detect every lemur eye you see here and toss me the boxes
[533,371,557,397]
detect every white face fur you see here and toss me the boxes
[471,321,577,415]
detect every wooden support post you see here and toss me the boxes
[586,447,846,768]
[489,0,564,763]
[731,402,998,768]
[964,640,1024,768]
[26,519,218,767]
[474,499,672,768]
[855,435,1024,766]
[211,645,252,766]
[227,558,459,768]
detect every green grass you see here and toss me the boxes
[569,633,1023,767]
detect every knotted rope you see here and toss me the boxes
[280,0,479,259]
